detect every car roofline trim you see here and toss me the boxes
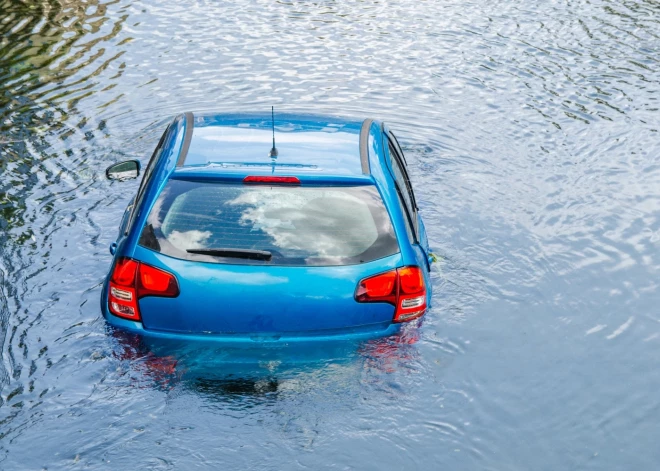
[359,118,373,175]
[176,112,194,167]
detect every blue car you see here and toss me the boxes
[102,112,433,343]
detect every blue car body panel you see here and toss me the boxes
[102,112,432,343]
[133,247,401,334]
[102,312,402,344]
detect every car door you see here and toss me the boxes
[387,130,432,259]
[111,121,174,256]
[383,127,432,304]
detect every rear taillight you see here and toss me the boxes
[355,266,427,323]
[108,258,139,320]
[137,263,180,298]
[108,258,179,321]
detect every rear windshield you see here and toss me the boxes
[139,180,399,266]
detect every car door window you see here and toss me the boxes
[393,185,415,244]
[387,137,417,209]
[388,131,407,166]
[139,125,172,199]
[387,140,418,237]
[124,123,173,235]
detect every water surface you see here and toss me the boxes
[1,0,660,469]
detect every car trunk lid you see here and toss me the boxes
[134,247,400,334]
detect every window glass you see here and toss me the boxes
[124,125,171,234]
[388,132,407,166]
[125,121,182,235]
[140,126,170,199]
[388,142,418,236]
[140,181,399,266]
[394,187,415,244]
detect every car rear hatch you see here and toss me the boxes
[133,248,401,334]
[129,178,402,334]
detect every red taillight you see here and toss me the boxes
[355,266,427,323]
[109,258,139,320]
[112,258,138,285]
[108,258,179,321]
[396,266,427,322]
[137,263,179,298]
[243,175,301,185]
[355,270,397,304]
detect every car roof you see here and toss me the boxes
[122,112,420,266]
[174,112,367,177]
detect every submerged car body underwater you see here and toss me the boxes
[101,112,433,344]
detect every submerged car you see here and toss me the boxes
[102,112,433,342]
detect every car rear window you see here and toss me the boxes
[139,180,399,266]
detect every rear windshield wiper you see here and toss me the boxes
[186,248,272,261]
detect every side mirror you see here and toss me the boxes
[106,160,141,180]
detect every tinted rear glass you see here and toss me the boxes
[139,180,399,266]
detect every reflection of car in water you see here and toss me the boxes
[110,326,420,395]
[101,112,433,343]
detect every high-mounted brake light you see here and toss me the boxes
[108,258,179,321]
[355,266,427,323]
[243,176,301,185]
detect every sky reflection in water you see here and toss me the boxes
[1,0,660,469]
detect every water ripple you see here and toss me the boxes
[1,0,660,468]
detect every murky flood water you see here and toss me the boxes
[1,0,659,469]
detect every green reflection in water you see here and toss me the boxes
[0,0,126,392]
[0,0,125,236]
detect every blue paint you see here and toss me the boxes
[4,2,657,468]
[102,112,432,340]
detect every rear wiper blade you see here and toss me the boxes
[186,248,272,261]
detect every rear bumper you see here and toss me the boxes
[103,308,402,345]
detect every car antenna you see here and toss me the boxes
[269,106,278,158]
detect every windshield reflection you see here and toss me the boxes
[141,181,399,266]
